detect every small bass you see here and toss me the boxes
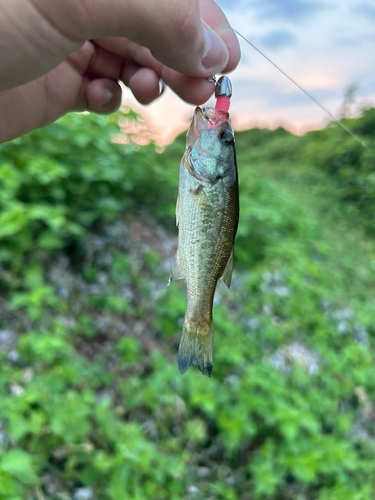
[169,77,239,377]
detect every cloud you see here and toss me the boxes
[353,2,375,20]
[259,86,341,109]
[332,37,362,48]
[332,32,375,48]
[252,0,325,21]
[259,29,296,50]
[232,76,342,111]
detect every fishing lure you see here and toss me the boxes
[169,76,239,377]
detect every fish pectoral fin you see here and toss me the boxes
[221,248,234,288]
[175,193,180,227]
[202,188,216,210]
[168,253,184,285]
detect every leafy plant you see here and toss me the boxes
[0,108,375,499]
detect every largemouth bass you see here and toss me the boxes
[169,76,239,377]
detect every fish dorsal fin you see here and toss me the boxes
[221,248,234,288]
[168,253,184,285]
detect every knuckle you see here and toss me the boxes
[170,0,201,45]
[124,40,141,62]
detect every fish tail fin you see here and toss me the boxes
[177,320,214,377]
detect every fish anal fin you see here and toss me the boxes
[221,248,234,288]
[168,253,184,285]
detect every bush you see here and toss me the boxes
[0,109,375,499]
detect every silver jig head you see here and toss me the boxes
[215,76,232,98]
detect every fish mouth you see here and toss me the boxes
[202,107,229,124]
[188,106,229,145]
[191,106,207,129]
[186,107,206,146]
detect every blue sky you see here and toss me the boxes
[122,0,375,144]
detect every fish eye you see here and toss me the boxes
[218,129,234,145]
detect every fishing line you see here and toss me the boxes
[232,28,370,152]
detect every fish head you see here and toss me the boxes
[185,107,236,183]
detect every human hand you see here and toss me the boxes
[0,0,240,142]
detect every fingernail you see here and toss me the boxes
[159,79,166,97]
[202,27,229,72]
[102,88,113,106]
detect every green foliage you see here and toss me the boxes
[0,111,176,275]
[301,108,375,232]
[1,108,375,499]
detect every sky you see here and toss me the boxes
[121,0,375,145]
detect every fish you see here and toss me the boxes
[169,77,239,377]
